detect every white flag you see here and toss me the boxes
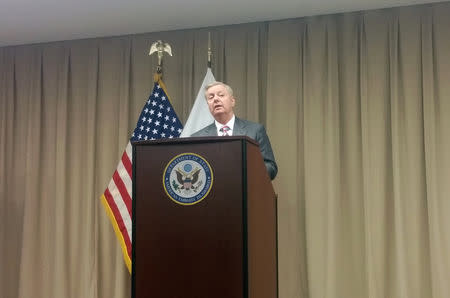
[180,68,216,137]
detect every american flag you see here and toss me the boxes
[100,74,183,273]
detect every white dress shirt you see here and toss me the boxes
[215,115,235,136]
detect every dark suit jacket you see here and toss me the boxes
[191,117,278,180]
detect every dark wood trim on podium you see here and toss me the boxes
[132,136,277,298]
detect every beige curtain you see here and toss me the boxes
[1,3,449,298]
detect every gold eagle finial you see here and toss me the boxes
[149,40,172,73]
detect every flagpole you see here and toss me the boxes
[207,32,212,68]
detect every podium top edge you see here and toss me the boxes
[131,136,259,147]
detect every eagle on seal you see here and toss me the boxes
[175,167,200,190]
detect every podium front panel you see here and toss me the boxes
[133,138,246,298]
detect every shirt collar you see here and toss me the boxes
[215,114,235,134]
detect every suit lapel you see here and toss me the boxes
[233,117,246,136]
[206,123,218,136]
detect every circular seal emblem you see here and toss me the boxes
[163,153,213,205]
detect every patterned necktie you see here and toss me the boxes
[220,125,231,136]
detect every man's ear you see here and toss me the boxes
[231,96,236,107]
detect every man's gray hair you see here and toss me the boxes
[204,81,234,97]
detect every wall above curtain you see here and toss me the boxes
[0,0,444,47]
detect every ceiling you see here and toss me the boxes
[0,0,442,47]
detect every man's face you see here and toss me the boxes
[205,84,235,121]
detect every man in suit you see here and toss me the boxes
[191,81,278,180]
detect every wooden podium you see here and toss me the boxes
[132,136,277,298]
